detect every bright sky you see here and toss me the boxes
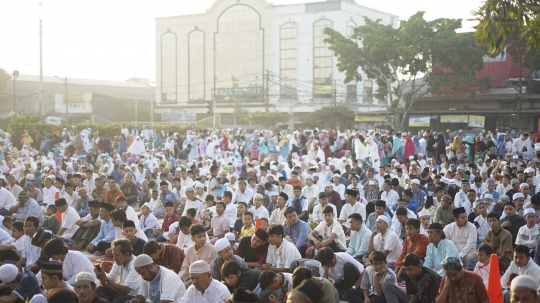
[0,0,483,84]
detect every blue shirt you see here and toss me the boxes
[16,198,44,225]
[283,220,311,250]
[91,218,116,245]
[13,268,40,301]
[411,190,427,207]
[347,225,372,257]
[423,239,461,276]
[481,190,501,203]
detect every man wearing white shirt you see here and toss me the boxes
[339,189,366,231]
[368,215,403,264]
[0,186,17,215]
[248,193,269,220]
[83,171,96,193]
[317,248,365,298]
[501,244,540,288]
[261,224,302,273]
[443,207,478,264]
[55,198,80,241]
[42,176,60,206]
[302,175,319,211]
[222,191,237,228]
[380,180,399,210]
[278,177,293,204]
[312,192,337,225]
[346,175,365,201]
[63,183,79,206]
[307,205,347,257]
[332,174,345,200]
[181,187,204,221]
[180,169,193,188]
[133,254,186,303]
[231,180,254,205]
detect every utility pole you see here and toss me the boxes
[333,79,336,107]
[135,98,138,123]
[265,69,269,113]
[212,97,216,129]
[39,19,44,116]
[150,100,154,125]
[12,70,19,113]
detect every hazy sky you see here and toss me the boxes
[0,0,483,83]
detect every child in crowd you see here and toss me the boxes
[201,195,216,229]
[2,216,13,235]
[151,202,180,242]
[260,218,269,231]
[147,189,164,217]
[42,207,60,235]
[139,202,161,239]
[185,208,200,225]
[502,273,519,303]
[0,222,27,262]
[516,208,539,252]
[473,244,493,286]
[240,211,255,240]
[233,202,248,238]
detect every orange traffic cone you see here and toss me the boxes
[486,254,503,303]
[255,218,261,231]
[54,191,62,225]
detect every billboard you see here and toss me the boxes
[409,115,430,127]
[440,115,468,123]
[161,109,197,123]
[468,115,485,128]
[355,115,386,122]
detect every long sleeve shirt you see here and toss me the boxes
[90,218,115,245]
[139,213,161,232]
[395,234,431,267]
[443,222,478,258]
[15,199,44,225]
[161,213,179,232]
[423,239,461,276]
[501,258,540,288]
[483,228,514,266]
[346,225,372,258]
[283,220,312,250]
[179,242,217,281]
[500,214,527,244]
[434,205,455,227]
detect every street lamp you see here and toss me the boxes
[12,70,19,112]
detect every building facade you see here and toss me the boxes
[155,0,397,124]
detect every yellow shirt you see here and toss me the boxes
[240,225,255,239]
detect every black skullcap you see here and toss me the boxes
[123,220,136,229]
[100,203,116,212]
[279,192,289,200]
[230,287,259,303]
[107,176,115,180]
[396,208,408,216]
[345,189,357,197]
[396,168,403,173]
[309,168,316,172]
[254,228,268,241]
[383,180,392,186]
[452,207,466,217]
[31,229,52,246]
[54,198,67,207]
[505,201,516,208]
[55,177,64,184]
[88,200,101,209]
[428,223,444,230]
[41,261,63,274]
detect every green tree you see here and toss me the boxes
[299,105,355,129]
[324,12,489,130]
[0,68,11,91]
[473,0,540,54]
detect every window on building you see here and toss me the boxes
[280,22,298,99]
[347,20,357,40]
[161,31,177,102]
[215,5,263,102]
[363,71,373,101]
[314,19,333,98]
[189,30,205,101]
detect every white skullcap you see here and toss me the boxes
[247,168,254,173]
[305,175,314,180]
[377,215,390,225]
[134,254,154,267]
[513,155,519,159]
[525,167,535,173]
[513,193,525,200]
[524,208,536,216]
[78,186,88,192]
[484,194,493,200]
[449,179,457,185]
[313,173,320,178]
[418,153,424,157]
[368,181,375,185]
[411,179,420,185]
[511,275,538,292]
[269,190,279,196]
[418,210,430,218]
[520,183,529,188]
[141,202,151,210]
[225,232,236,241]
[408,156,414,160]
[26,174,35,180]
[230,174,238,179]
[270,165,277,171]
[185,186,194,192]
[189,260,211,274]
[75,271,95,283]
[0,264,18,283]
[194,182,204,189]
[253,193,263,200]
[333,174,340,178]
[214,238,231,253]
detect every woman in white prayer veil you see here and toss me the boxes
[11,162,21,181]
[365,136,380,171]
[355,136,369,161]
[0,161,9,174]
[20,146,29,159]
[81,134,91,153]
[206,140,216,159]
[127,136,147,155]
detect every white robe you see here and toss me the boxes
[127,136,147,155]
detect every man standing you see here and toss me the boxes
[443,207,478,264]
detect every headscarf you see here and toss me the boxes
[391,136,402,155]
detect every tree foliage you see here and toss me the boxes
[0,68,10,91]
[299,105,355,129]
[473,0,540,54]
[324,12,489,130]
[233,101,289,128]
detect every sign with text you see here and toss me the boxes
[468,115,485,128]
[409,115,430,127]
[440,115,468,123]
[212,87,263,97]
[161,109,197,123]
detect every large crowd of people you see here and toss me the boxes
[0,125,536,303]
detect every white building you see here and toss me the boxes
[155,0,397,125]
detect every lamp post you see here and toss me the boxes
[12,70,19,112]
